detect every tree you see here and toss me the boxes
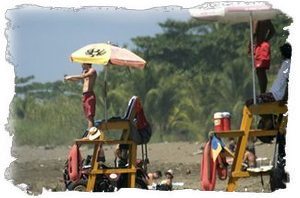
[9,13,292,145]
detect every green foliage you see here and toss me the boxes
[9,14,292,146]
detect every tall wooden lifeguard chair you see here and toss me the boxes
[212,102,288,191]
[75,96,145,192]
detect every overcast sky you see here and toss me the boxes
[6,5,190,82]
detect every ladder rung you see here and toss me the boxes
[90,168,136,175]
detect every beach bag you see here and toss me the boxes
[131,121,152,145]
[138,123,152,144]
[130,97,152,144]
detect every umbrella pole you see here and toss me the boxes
[104,65,108,122]
[249,12,257,104]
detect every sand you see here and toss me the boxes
[6,140,278,195]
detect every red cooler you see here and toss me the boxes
[222,112,231,131]
[213,112,231,132]
[214,112,223,132]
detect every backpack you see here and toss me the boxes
[131,119,152,145]
[129,97,152,144]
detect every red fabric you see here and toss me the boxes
[216,154,227,180]
[200,141,217,191]
[134,98,148,129]
[68,144,82,182]
[254,41,271,69]
[82,91,96,119]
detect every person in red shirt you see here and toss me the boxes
[251,20,276,94]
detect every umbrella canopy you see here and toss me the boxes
[70,43,146,69]
[189,1,280,23]
[189,1,280,104]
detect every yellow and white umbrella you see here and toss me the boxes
[70,42,146,120]
[70,43,146,69]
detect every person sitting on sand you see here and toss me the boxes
[156,169,174,191]
[146,170,162,187]
[243,145,257,169]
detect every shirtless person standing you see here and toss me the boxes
[64,63,97,129]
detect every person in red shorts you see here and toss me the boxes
[64,63,97,129]
[251,19,276,94]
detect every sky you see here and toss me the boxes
[6,5,191,82]
[1,0,300,198]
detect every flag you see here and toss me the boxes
[211,135,223,162]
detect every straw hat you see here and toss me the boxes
[87,127,101,140]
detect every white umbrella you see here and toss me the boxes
[189,1,281,103]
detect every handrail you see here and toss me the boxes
[210,129,278,138]
[248,102,287,115]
